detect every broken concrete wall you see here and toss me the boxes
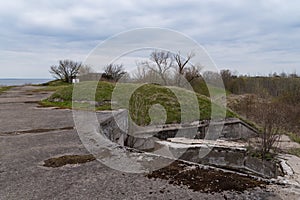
[154,127,198,140]
[154,141,281,178]
[125,118,258,151]
[126,134,159,151]
[219,122,257,140]
[99,110,128,146]
[97,112,280,178]
[151,119,257,141]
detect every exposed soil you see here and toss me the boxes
[43,154,96,168]
[147,160,267,193]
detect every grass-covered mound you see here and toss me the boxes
[33,80,72,92]
[39,79,71,87]
[40,81,236,125]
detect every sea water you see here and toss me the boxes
[0,79,52,86]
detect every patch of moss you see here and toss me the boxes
[288,132,300,144]
[39,100,72,109]
[250,150,275,161]
[43,154,96,168]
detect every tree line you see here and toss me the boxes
[49,51,203,86]
[218,69,300,105]
[49,54,299,107]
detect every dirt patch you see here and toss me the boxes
[147,160,267,193]
[43,154,96,168]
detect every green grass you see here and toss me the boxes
[39,80,71,87]
[42,81,236,126]
[39,99,112,111]
[288,132,300,144]
[189,78,230,97]
[250,150,275,161]
[48,81,114,102]
[39,100,73,109]
[33,85,70,92]
[288,148,300,157]
[32,80,71,92]
[0,86,13,94]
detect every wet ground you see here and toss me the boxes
[0,86,299,199]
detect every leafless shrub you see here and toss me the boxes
[102,64,126,82]
[252,102,287,159]
[138,51,174,85]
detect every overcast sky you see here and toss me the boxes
[1,0,300,78]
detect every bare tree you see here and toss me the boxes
[132,65,149,82]
[184,65,203,83]
[102,64,126,82]
[132,65,161,83]
[173,52,195,85]
[174,52,194,74]
[252,102,286,159]
[220,69,233,89]
[139,51,173,85]
[50,60,82,83]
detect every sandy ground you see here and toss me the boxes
[0,86,299,199]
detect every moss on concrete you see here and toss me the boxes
[43,154,96,168]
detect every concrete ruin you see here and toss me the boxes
[155,139,282,178]
[126,118,258,151]
[98,110,283,179]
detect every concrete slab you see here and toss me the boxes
[167,137,247,149]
